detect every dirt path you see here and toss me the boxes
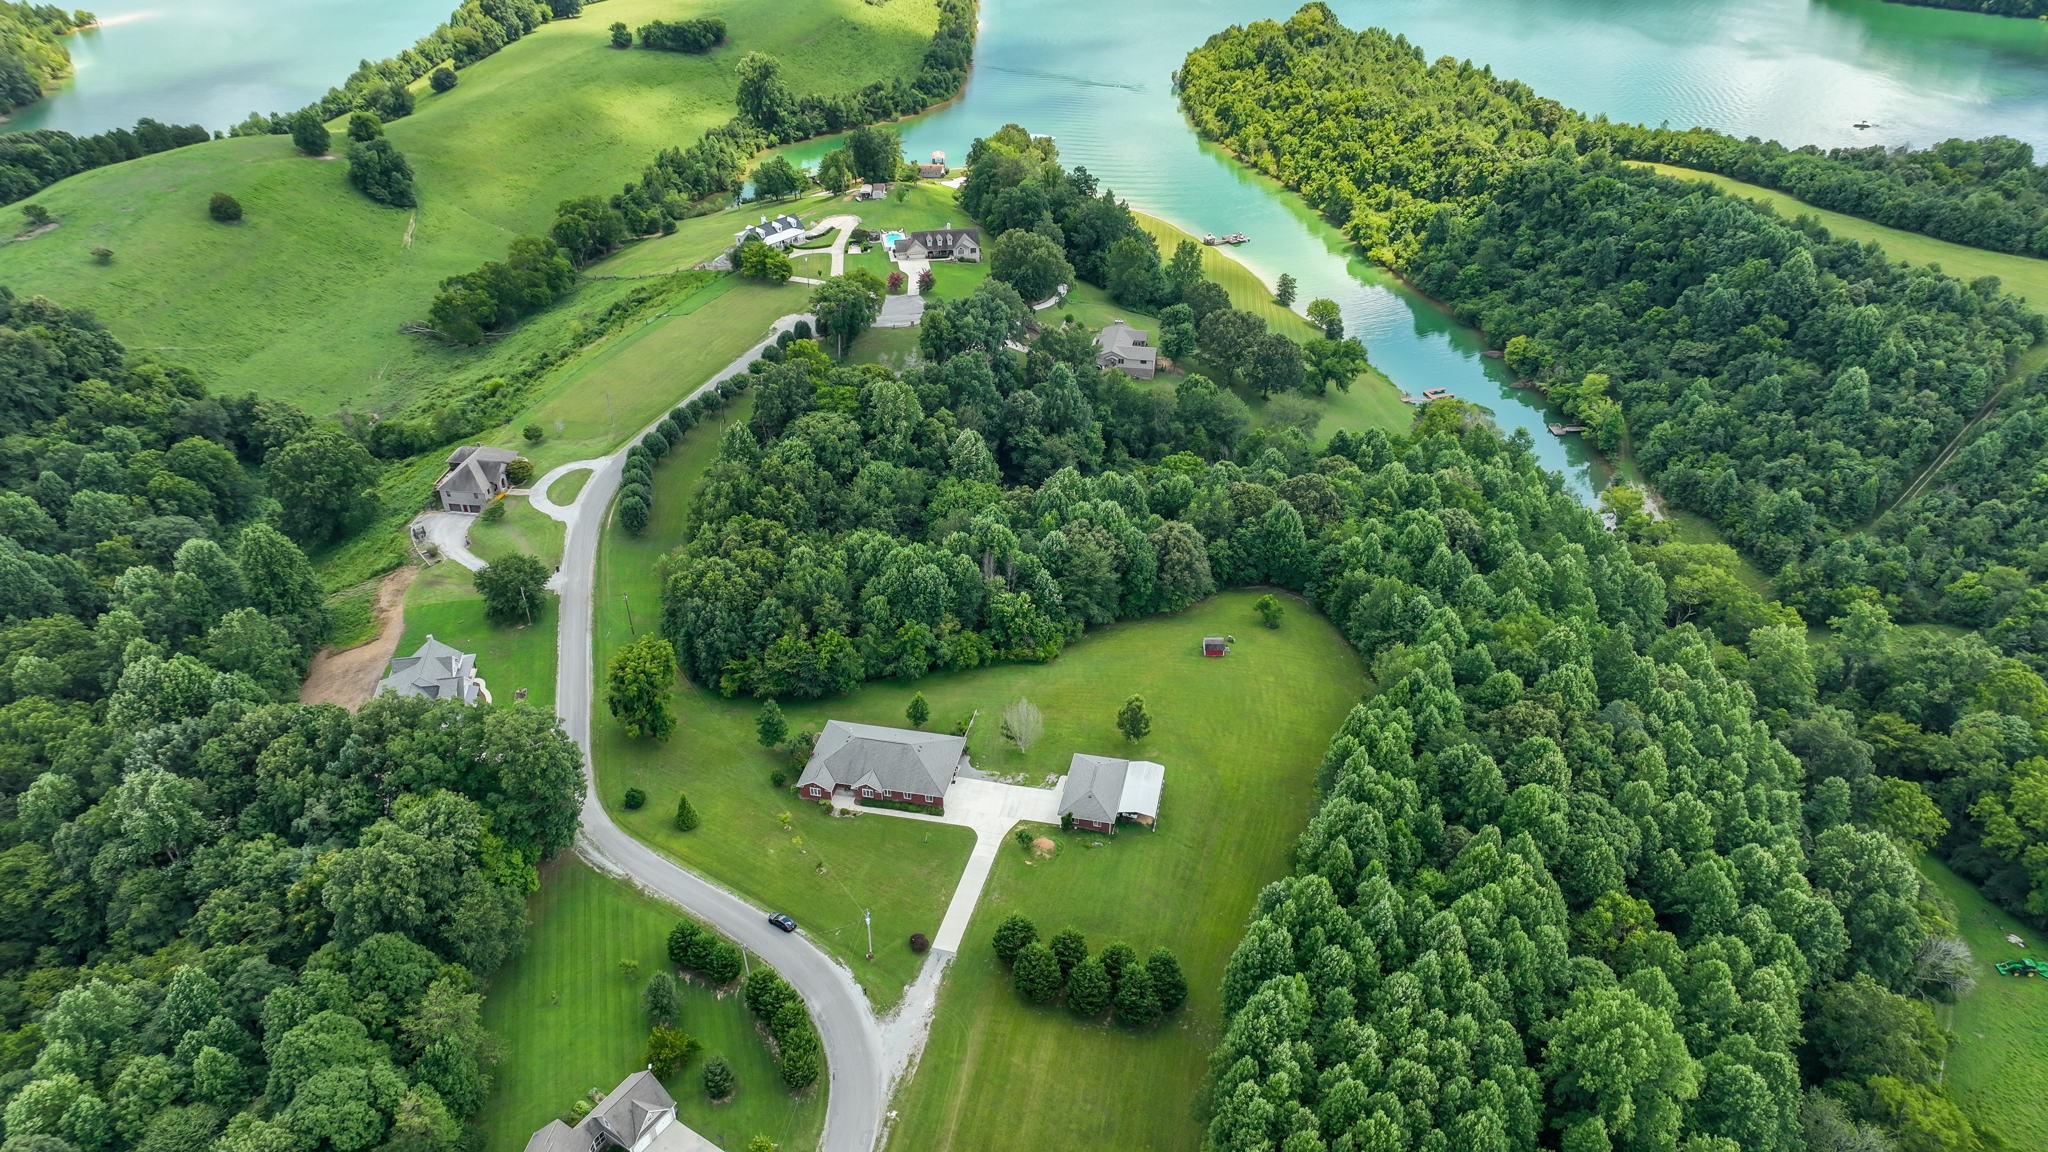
[299,567,416,710]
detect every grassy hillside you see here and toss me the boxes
[0,0,941,417]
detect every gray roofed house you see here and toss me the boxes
[892,227,981,262]
[436,445,521,513]
[524,1069,721,1152]
[377,635,491,706]
[795,720,967,808]
[1094,320,1158,380]
[1059,754,1165,833]
[734,213,805,250]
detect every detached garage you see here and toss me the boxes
[1059,754,1164,834]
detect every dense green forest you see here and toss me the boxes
[657,213,1988,1149]
[1173,9,2048,1133]
[0,4,89,114]
[0,289,588,1151]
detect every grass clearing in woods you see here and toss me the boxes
[884,592,1366,1152]
[1918,855,2048,1150]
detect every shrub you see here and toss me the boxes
[1012,943,1063,1003]
[479,499,507,524]
[1097,942,1137,986]
[991,914,1037,963]
[618,495,650,535]
[1255,592,1284,628]
[430,65,458,93]
[1146,947,1188,1014]
[638,16,726,53]
[667,920,703,966]
[289,111,329,156]
[89,246,112,264]
[792,319,813,340]
[346,139,417,208]
[675,791,700,831]
[1113,966,1160,1027]
[769,770,787,789]
[1066,956,1111,1017]
[646,1025,700,1077]
[523,423,544,443]
[20,202,50,228]
[1048,929,1088,977]
[347,112,383,142]
[1012,827,1035,852]
[505,457,536,487]
[702,1056,735,1101]
[909,932,930,954]
[691,936,744,984]
[209,192,243,223]
[609,21,630,48]
[623,787,647,810]
[905,692,929,729]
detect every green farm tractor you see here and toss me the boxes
[1996,958,2048,978]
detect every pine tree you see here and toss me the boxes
[1146,948,1188,1013]
[1048,928,1088,976]
[675,792,701,832]
[1117,695,1151,742]
[756,700,787,748]
[1274,273,1298,307]
[702,1055,735,1101]
[1066,956,1112,1017]
[1113,965,1160,1026]
[991,913,1037,963]
[1012,943,1064,1003]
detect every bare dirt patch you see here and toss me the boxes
[1031,837,1057,858]
[299,566,415,710]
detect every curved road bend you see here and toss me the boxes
[548,315,891,1152]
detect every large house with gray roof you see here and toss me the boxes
[892,227,980,262]
[734,213,805,250]
[796,720,967,809]
[1058,754,1164,833]
[524,1069,720,1152]
[1094,321,1158,380]
[436,445,520,513]
[377,635,491,706]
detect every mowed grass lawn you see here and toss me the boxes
[887,591,1366,1152]
[592,392,976,1008]
[1919,856,2048,1150]
[395,561,558,713]
[1635,163,2048,314]
[470,500,565,568]
[0,0,941,416]
[479,859,825,1152]
[490,275,809,472]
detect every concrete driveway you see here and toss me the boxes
[416,511,486,572]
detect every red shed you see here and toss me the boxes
[1202,636,1228,657]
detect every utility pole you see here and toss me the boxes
[622,592,636,637]
[864,908,873,961]
[740,944,750,978]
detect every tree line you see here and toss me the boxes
[0,118,212,208]
[1877,0,2047,16]
[0,287,589,1152]
[633,17,726,54]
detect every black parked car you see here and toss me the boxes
[768,912,797,932]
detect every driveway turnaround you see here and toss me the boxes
[548,313,894,1152]
[415,511,487,572]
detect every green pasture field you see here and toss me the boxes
[0,0,942,416]
[885,591,1366,1152]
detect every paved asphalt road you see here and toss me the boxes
[547,314,892,1152]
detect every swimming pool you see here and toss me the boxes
[882,231,904,251]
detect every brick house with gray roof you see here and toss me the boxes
[795,720,967,809]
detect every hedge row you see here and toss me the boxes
[743,968,823,1090]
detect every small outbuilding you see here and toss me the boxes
[1202,636,1228,657]
[853,183,892,201]
[1059,754,1164,833]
